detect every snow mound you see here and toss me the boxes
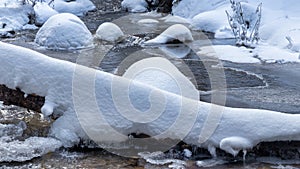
[145,24,193,44]
[160,15,190,24]
[0,5,31,37]
[0,137,62,162]
[51,0,95,16]
[198,45,260,63]
[95,22,124,42]
[121,0,148,13]
[35,13,93,50]
[34,2,58,26]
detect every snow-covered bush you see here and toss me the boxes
[226,0,262,47]
[95,22,124,42]
[35,13,93,50]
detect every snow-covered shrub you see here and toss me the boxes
[95,22,124,42]
[226,0,262,47]
[35,13,93,50]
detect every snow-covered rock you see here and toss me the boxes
[35,13,93,50]
[50,0,95,16]
[121,0,148,13]
[95,22,124,42]
[145,24,193,44]
[33,2,58,26]
[1,42,300,157]
[0,5,32,36]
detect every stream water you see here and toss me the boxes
[1,1,300,168]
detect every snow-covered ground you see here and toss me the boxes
[172,0,300,63]
[1,42,300,159]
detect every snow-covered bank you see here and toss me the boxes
[171,0,300,63]
[1,42,300,158]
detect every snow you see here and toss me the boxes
[0,137,62,162]
[0,4,31,36]
[50,0,96,16]
[198,45,260,63]
[160,15,190,24]
[121,0,148,13]
[138,19,159,24]
[1,42,300,157]
[33,2,58,26]
[198,44,300,64]
[95,22,124,42]
[171,0,300,63]
[35,13,93,50]
[144,24,193,44]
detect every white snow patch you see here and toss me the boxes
[0,137,62,162]
[138,19,159,24]
[0,5,32,34]
[198,45,260,63]
[95,22,124,42]
[1,42,300,157]
[160,15,190,24]
[34,2,58,26]
[159,45,191,59]
[254,45,300,63]
[35,13,93,50]
[145,24,193,44]
[50,0,95,16]
[121,0,148,13]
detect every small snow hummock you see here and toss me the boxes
[51,0,96,16]
[35,13,93,50]
[144,24,193,44]
[33,2,58,26]
[95,22,124,42]
[121,0,148,13]
[138,19,159,24]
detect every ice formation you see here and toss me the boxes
[35,13,93,50]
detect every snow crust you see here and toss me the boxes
[35,13,93,50]
[145,24,193,44]
[1,42,300,157]
[95,22,124,42]
[121,0,148,13]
